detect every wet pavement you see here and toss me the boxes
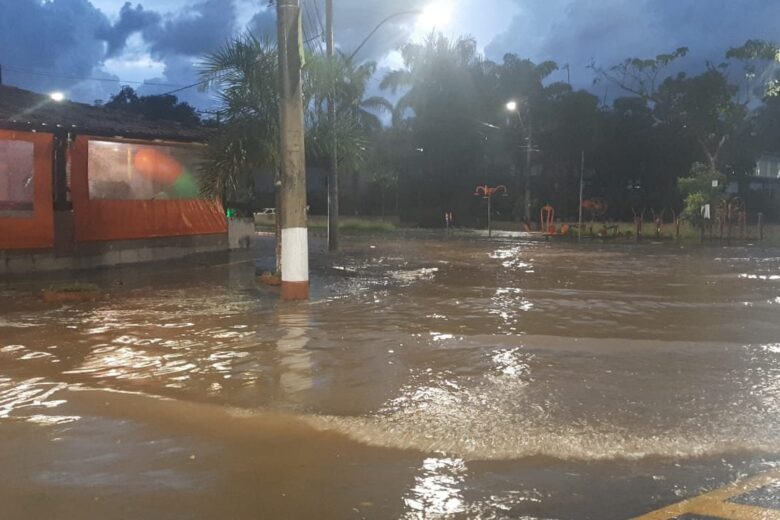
[0,231,778,519]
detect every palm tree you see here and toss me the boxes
[199,34,281,271]
[198,34,280,202]
[380,33,488,220]
[304,51,391,247]
[198,33,390,266]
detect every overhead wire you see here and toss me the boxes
[301,0,325,56]
[311,0,328,51]
[160,79,210,96]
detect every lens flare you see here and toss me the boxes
[418,2,453,31]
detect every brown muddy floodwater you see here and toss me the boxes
[0,232,778,519]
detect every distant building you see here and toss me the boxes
[723,152,780,221]
[0,85,235,274]
[754,153,780,179]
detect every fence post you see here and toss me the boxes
[758,212,764,241]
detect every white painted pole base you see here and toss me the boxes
[281,227,309,300]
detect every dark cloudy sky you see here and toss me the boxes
[1,0,778,111]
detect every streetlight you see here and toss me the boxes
[505,99,533,223]
[349,3,451,61]
[349,9,422,61]
[49,92,65,102]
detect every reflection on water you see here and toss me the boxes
[276,308,313,397]
[1,237,780,517]
[0,377,78,424]
[403,457,467,518]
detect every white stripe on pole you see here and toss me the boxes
[281,227,309,282]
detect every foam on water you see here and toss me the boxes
[304,409,780,462]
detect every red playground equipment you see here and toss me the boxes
[540,204,556,234]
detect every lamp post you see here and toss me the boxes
[475,185,507,237]
[505,100,533,223]
[330,6,431,251]
[348,10,423,62]
[348,3,453,61]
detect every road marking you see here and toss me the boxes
[633,469,780,519]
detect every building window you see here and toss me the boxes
[0,139,35,217]
[87,140,204,200]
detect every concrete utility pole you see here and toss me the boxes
[277,0,309,300]
[578,150,584,242]
[524,119,532,222]
[326,0,339,252]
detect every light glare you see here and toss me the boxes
[418,2,452,30]
[505,100,518,112]
[50,92,65,102]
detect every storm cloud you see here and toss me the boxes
[0,0,777,108]
[144,0,238,57]
[486,0,780,89]
[0,0,111,89]
[99,2,161,57]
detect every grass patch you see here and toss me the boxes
[254,216,395,233]
[339,220,395,233]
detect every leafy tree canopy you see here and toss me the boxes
[105,86,201,127]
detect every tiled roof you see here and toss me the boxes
[0,85,207,141]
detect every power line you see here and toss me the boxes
[302,0,325,56]
[312,0,327,44]
[161,79,209,96]
[312,0,327,55]
[301,1,319,55]
[2,64,184,88]
[304,33,323,44]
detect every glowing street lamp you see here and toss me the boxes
[474,184,507,238]
[49,92,65,102]
[505,100,518,112]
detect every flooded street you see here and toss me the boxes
[1,233,779,519]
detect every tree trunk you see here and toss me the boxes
[699,135,727,171]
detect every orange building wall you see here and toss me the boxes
[0,130,54,250]
[71,136,227,242]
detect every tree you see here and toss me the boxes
[534,87,601,220]
[304,52,390,217]
[677,162,726,229]
[496,55,559,221]
[105,86,201,127]
[198,33,389,267]
[726,39,780,101]
[199,34,282,271]
[198,34,280,202]
[654,69,746,172]
[590,47,689,101]
[380,33,490,225]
